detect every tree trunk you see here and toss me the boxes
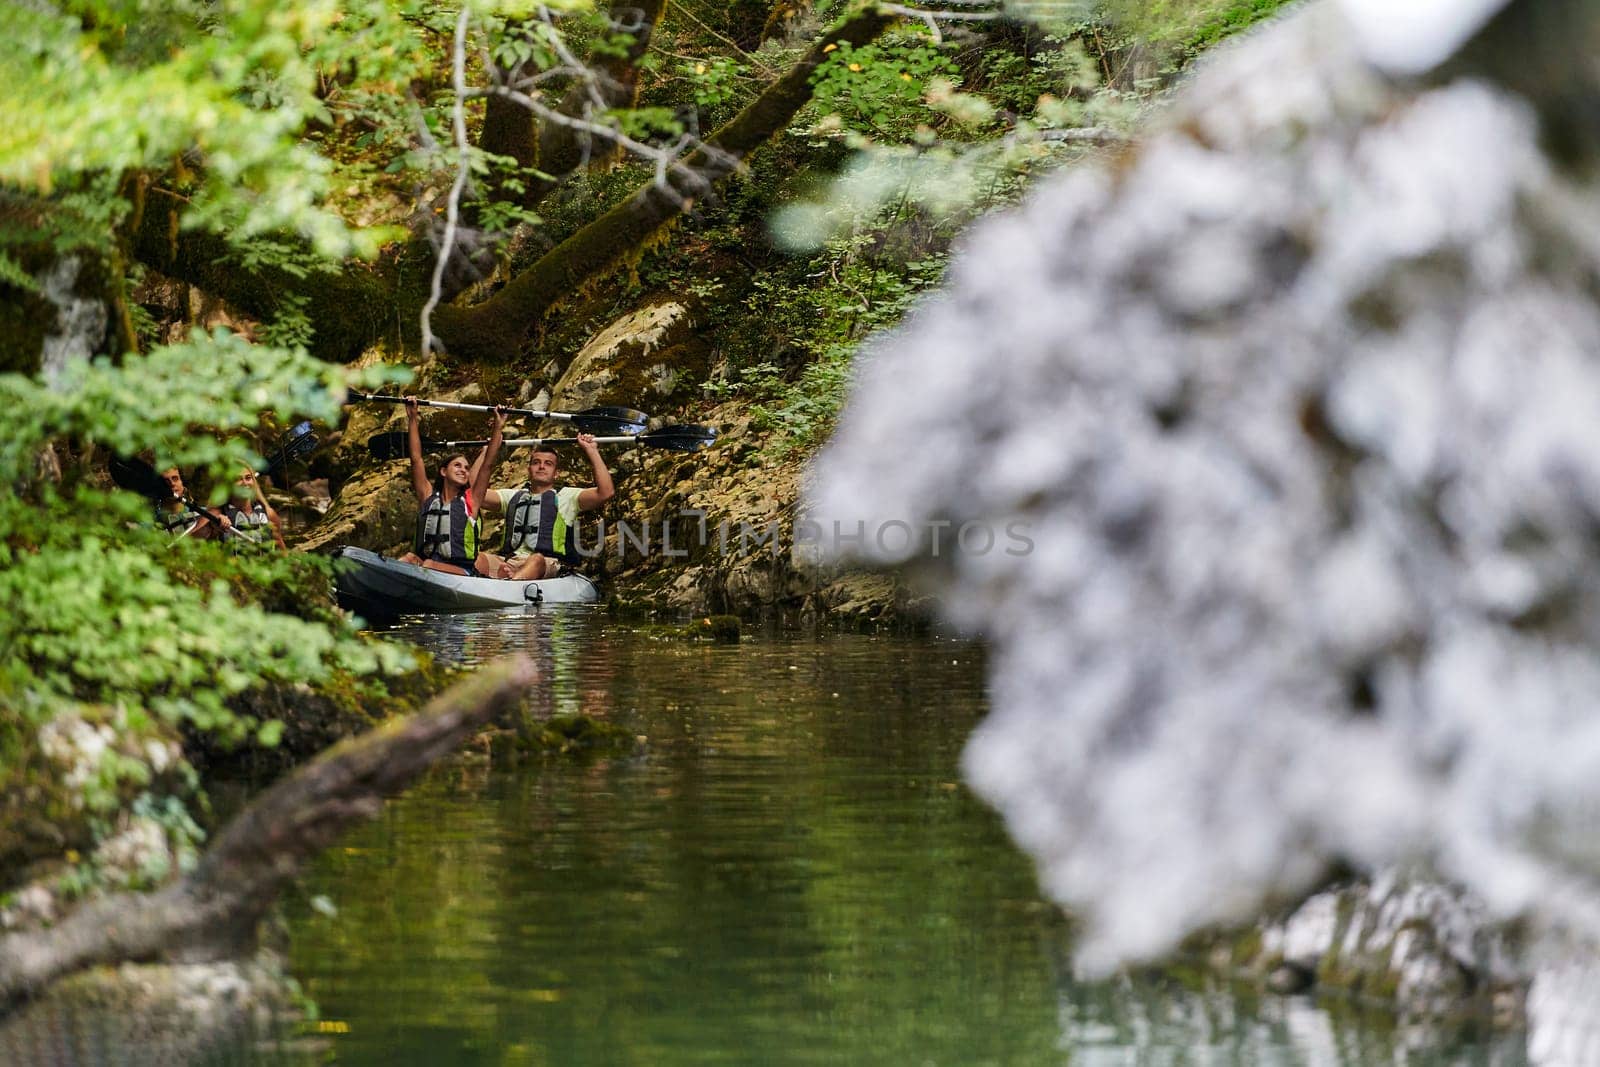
[0,658,536,1009]
[433,5,894,363]
[127,189,433,363]
[525,0,670,207]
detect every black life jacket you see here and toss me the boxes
[500,485,580,564]
[414,490,481,568]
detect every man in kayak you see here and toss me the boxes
[155,466,231,541]
[397,397,506,575]
[473,433,614,580]
[222,467,287,551]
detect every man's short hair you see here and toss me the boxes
[530,446,559,467]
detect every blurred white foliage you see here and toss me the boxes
[1337,0,1509,73]
[809,0,1600,980]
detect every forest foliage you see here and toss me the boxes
[0,0,1294,908]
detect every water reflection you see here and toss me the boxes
[1057,970,1527,1066]
[282,615,1524,1066]
[0,617,1532,1064]
[382,607,615,720]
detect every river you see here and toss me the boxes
[0,610,1529,1064]
[274,610,1527,1065]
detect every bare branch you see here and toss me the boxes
[420,6,475,359]
[476,85,706,206]
[432,5,896,362]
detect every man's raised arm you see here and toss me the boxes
[575,433,615,511]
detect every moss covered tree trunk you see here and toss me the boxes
[128,189,433,363]
[110,6,889,368]
[432,6,893,363]
[530,0,668,201]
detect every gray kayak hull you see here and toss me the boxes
[332,546,598,617]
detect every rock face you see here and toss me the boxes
[590,403,922,624]
[810,0,1600,989]
[548,300,708,416]
[295,462,418,555]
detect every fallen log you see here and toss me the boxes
[0,657,536,1010]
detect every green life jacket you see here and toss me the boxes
[415,490,480,569]
[154,499,204,535]
[500,485,579,564]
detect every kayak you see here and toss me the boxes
[332,546,599,618]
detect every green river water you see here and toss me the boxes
[1,610,1530,1064]
[279,610,1526,1066]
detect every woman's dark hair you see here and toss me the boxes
[436,452,470,480]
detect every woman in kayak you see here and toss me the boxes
[222,467,287,551]
[397,397,506,575]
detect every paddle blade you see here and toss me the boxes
[263,420,318,480]
[365,431,411,461]
[109,455,172,501]
[639,424,718,452]
[571,406,650,435]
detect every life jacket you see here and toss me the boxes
[500,485,580,565]
[415,490,480,569]
[154,499,205,536]
[223,500,273,547]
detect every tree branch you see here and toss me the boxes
[527,0,670,205]
[0,658,537,1009]
[421,6,475,359]
[432,4,895,362]
[476,0,668,213]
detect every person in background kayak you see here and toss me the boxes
[398,397,505,575]
[155,466,230,541]
[473,432,614,580]
[222,467,287,551]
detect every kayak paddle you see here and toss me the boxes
[109,454,174,501]
[348,390,649,436]
[366,424,718,460]
[108,455,225,537]
[261,420,319,483]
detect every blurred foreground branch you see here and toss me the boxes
[0,658,537,1011]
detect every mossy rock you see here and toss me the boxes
[486,713,636,764]
[687,615,741,643]
[546,300,713,416]
[294,463,417,556]
[202,657,458,778]
[0,748,93,892]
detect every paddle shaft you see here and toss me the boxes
[365,424,715,460]
[423,436,644,449]
[351,390,620,425]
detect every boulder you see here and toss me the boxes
[547,301,709,419]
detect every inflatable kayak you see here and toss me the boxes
[332,546,599,618]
